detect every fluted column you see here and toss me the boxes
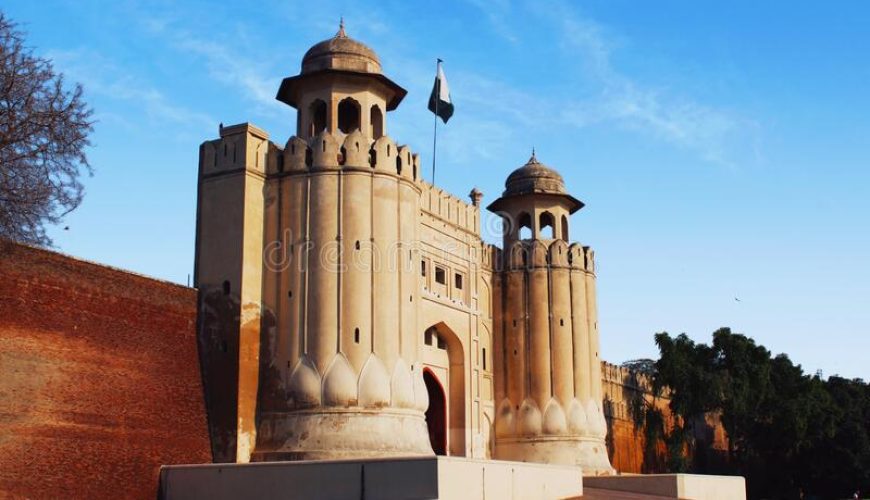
[397,150,419,364]
[505,246,527,409]
[341,165,372,374]
[549,243,574,408]
[528,243,551,410]
[283,138,308,380]
[569,244,590,406]
[492,270,505,403]
[306,134,341,376]
[371,137,400,374]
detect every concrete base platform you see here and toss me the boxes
[159,456,584,500]
[583,474,746,500]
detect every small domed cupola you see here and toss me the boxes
[488,151,584,215]
[487,151,583,243]
[276,20,407,114]
[301,20,382,75]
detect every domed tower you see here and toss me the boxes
[248,23,429,460]
[196,23,428,464]
[487,152,613,474]
[276,20,405,140]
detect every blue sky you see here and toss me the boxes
[5,0,869,379]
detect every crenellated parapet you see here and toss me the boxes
[503,239,597,273]
[601,361,655,392]
[600,361,673,426]
[419,181,480,235]
[198,127,430,188]
[199,123,273,177]
[259,130,423,182]
[479,242,500,271]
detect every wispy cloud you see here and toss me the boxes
[48,48,215,132]
[174,37,277,109]
[463,0,520,44]
[553,9,756,166]
[137,14,286,118]
[461,0,761,167]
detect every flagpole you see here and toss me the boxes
[432,59,440,185]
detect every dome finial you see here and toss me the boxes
[336,17,347,38]
[529,147,538,164]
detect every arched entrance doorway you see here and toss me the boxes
[421,322,466,456]
[423,369,446,455]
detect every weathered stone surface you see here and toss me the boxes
[584,473,746,500]
[159,456,585,500]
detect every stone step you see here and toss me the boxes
[580,487,674,499]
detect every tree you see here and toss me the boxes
[652,328,868,499]
[621,358,657,376]
[0,11,93,246]
[653,332,723,471]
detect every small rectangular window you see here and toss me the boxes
[435,266,446,285]
[482,348,487,370]
[454,273,463,290]
[421,260,427,277]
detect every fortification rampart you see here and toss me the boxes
[419,181,481,235]
[0,241,211,499]
[200,127,425,184]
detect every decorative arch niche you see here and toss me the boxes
[517,212,532,240]
[539,211,556,239]
[338,97,361,133]
[370,104,384,139]
[308,99,327,137]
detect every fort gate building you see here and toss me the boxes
[194,23,613,475]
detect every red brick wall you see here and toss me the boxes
[0,241,211,499]
[602,362,729,474]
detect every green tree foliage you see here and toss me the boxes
[653,327,869,499]
[621,358,657,376]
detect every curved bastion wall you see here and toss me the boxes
[198,127,433,460]
[492,240,612,474]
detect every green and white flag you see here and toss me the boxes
[428,59,454,123]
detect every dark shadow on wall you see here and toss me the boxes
[197,286,242,463]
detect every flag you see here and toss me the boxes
[428,59,454,124]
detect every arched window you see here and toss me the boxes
[518,212,532,240]
[309,99,327,137]
[370,104,384,139]
[539,211,555,239]
[338,97,361,133]
[561,214,569,242]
